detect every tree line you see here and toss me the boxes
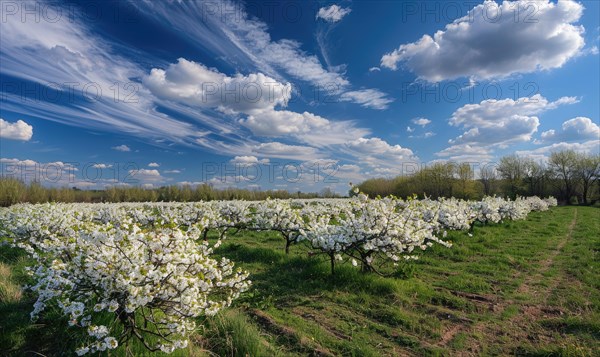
[0,179,338,207]
[1,149,597,207]
[357,150,600,205]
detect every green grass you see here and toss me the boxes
[1,206,598,356]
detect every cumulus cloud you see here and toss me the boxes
[146,58,368,146]
[164,170,181,174]
[538,117,600,143]
[112,145,131,152]
[316,5,352,23]
[345,137,415,162]
[251,142,322,160]
[145,58,291,114]
[133,1,389,110]
[0,158,78,170]
[435,144,494,162]
[240,110,329,136]
[229,156,270,165]
[516,140,600,161]
[92,163,112,169]
[381,0,586,81]
[339,89,394,110]
[448,94,577,147]
[132,1,350,87]
[128,169,166,184]
[0,1,211,146]
[411,118,431,127]
[0,119,33,141]
[0,157,127,189]
[339,137,419,178]
[148,162,160,167]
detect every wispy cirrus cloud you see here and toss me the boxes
[130,0,389,110]
[0,0,225,147]
[339,89,394,110]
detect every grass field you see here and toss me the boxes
[1,206,599,356]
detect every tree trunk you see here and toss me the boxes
[330,254,335,275]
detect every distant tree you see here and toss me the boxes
[422,162,455,198]
[548,150,579,204]
[479,165,497,196]
[522,159,547,197]
[320,187,335,198]
[497,155,527,198]
[575,153,600,204]
[0,177,25,206]
[454,163,477,199]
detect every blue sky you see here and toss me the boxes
[1,0,599,193]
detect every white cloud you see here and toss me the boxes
[339,89,394,110]
[148,162,160,167]
[0,1,220,148]
[333,164,365,181]
[406,126,415,133]
[0,119,33,141]
[132,1,388,110]
[435,144,494,162]
[164,170,182,174]
[0,158,78,170]
[345,137,415,163]
[230,156,269,165]
[411,118,431,127]
[251,142,321,160]
[178,181,204,187]
[539,117,600,143]
[516,140,600,161]
[145,58,291,114]
[346,137,404,155]
[316,5,352,23]
[112,145,131,152]
[0,157,133,189]
[410,131,436,139]
[240,110,329,136]
[381,0,586,81]
[369,67,381,72]
[147,58,369,146]
[92,163,112,169]
[448,94,577,147]
[128,169,166,184]
[132,1,349,88]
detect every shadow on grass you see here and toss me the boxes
[218,243,404,307]
[0,246,80,356]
